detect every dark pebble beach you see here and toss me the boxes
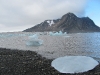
[0,48,100,75]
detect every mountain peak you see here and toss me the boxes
[62,12,77,18]
[66,12,76,16]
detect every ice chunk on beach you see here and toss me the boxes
[49,31,67,36]
[51,56,98,74]
[26,34,43,46]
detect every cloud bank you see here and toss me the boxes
[0,0,91,32]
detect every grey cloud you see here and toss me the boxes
[0,0,89,32]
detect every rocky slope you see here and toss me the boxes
[23,13,100,33]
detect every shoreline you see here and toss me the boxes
[0,32,100,60]
[0,48,100,75]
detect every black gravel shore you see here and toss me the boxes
[0,48,100,75]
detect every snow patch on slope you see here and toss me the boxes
[47,20,54,26]
[51,56,99,74]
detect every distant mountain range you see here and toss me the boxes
[23,13,100,33]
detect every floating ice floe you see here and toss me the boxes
[49,31,67,36]
[51,56,98,74]
[26,34,43,46]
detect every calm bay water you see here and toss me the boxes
[65,33,100,61]
[0,32,100,61]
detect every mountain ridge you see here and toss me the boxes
[23,12,100,33]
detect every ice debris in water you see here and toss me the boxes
[49,31,67,36]
[26,34,43,46]
[51,56,99,74]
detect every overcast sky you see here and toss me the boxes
[0,0,100,32]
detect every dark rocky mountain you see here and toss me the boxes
[23,13,100,33]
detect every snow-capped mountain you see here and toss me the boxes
[23,13,100,33]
